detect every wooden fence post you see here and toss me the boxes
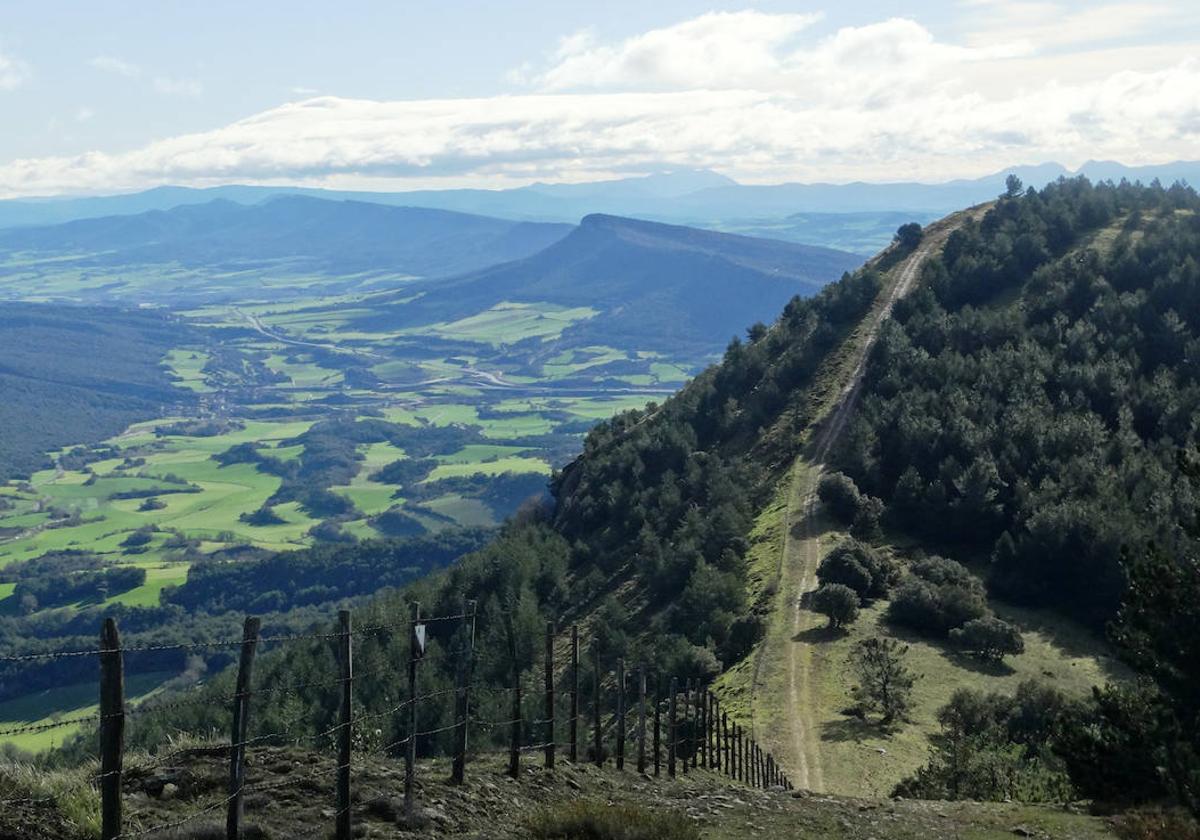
[652,674,661,777]
[712,696,720,771]
[99,618,124,840]
[729,724,739,782]
[451,599,475,785]
[699,688,707,770]
[615,658,625,770]
[711,695,720,770]
[337,609,353,840]
[680,679,690,775]
[569,625,578,763]
[592,646,602,767]
[544,622,555,770]
[667,678,678,778]
[226,616,261,840]
[508,668,521,779]
[722,711,730,775]
[690,682,699,770]
[636,669,646,774]
[404,603,420,817]
[732,724,739,782]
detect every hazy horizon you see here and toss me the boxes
[1,1,1197,198]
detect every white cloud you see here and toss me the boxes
[153,76,203,97]
[0,48,30,91]
[90,55,201,97]
[90,55,141,78]
[1,12,1198,196]
[292,86,320,96]
[523,11,825,91]
[961,1,1174,50]
[75,106,95,123]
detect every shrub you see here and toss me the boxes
[818,546,872,594]
[818,472,863,524]
[309,520,356,543]
[888,577,988,636]
[896,683,1073,802]
[1114,809,1200,840]
[817,539,897,599]
[888,557,988,636]
[851,494,884,540]
[813,583,860,629]
[120,527,155,548]
[895,222,924,250]
[950,617,1025,662]
[912,555,979,589]
[239,506,286,526]
[295,487,356,518]
[527,801,700,840]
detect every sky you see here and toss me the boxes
[0,0,1197,197]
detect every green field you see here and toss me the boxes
[406,301,600,345]
[0,672,171,753]
[0,281,683,636]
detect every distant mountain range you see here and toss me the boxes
[0,196,572,280]
[350,213,863,353]
[0,160,1195,230]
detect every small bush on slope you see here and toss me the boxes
[527,801,699,840]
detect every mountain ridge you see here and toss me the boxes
[349,212,863,354]
[1,161,1195,231]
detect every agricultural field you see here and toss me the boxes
[0,672,171,753]
[0,282,690,627]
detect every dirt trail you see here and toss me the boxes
[754,214,973,791]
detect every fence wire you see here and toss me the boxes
[1,608,792,836]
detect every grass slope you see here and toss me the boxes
[0,745,1118,839]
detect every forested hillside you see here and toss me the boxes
[0,305,193,479]
[833,178,1200,627]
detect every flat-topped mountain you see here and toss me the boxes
[353,213,863,353]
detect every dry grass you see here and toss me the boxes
[526,800,699,840]
[1112,808,1200,840]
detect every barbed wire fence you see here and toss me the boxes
[0,603,793,840]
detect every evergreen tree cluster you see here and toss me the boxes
[835,177,1200,627]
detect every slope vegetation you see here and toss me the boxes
[0,304,194,479]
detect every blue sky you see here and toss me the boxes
[0,1,1197,196]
